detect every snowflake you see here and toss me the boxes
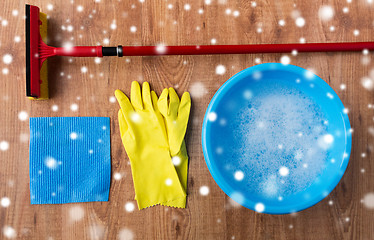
[114,172,122,180]
[318,5,334,21]
[208,112,217,122]
[184,4,191,11]
[199,186,210,196]
[279,166,289,176]
[124,202,135,212]
[14,36,21,42]
[280,55,290,65]
[234,171,244,181]
[255,203,265,212]
[216,64,226,75]
[3,54,12,64]
[0,197,10,207]
[18,111,29,121]
[0,141,9,151]
[69,206,85,222]
[295,17,305,27]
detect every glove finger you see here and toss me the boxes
[131,81,143,110]
[168,87,180,118]
[178,92,191,121]
[118,109,128,137]
[115,89,134,113]
[152,90,168,140]
[142,82,153,110]
[151,91,159,111]
[169,92,191,155]
[157,88,169,117]
[118,109,136,140]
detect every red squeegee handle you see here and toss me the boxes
[121,42,374,55]
[54,46,103,57]
[53,42,374,57]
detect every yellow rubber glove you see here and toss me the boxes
[158,88,191,208]
[115,82,186,209]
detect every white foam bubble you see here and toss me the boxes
[260,175,278,197]
[231,86,328,198]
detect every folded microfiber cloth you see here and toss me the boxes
[29,117,111,204]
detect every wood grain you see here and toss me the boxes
[1,0,374,239]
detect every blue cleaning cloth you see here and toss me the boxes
[29,117,111,204]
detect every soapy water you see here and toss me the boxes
[228,84,329,199]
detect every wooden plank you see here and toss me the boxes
[0,0,374,239]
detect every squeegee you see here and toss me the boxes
[26,4,374,99]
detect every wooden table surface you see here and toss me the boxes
[1,0,374,239]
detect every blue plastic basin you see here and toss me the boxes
[202,63,351,214]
